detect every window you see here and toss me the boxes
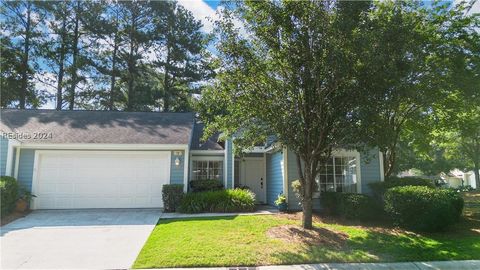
[317,156,357,193]
[192,160,224,180]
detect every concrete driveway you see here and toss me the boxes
[1,209,161,270]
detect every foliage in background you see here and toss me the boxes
[0,0,212,111]
[356,1,479,178]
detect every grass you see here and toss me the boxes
[133,192,480,268]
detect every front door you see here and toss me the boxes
[241,157,266,204]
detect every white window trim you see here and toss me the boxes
[282,147,289,199]
[6,139,20,176]
[190,156,225,182]
[314,150,362,197]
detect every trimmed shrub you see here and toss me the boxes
[178,189,256,213]
[338,193,381,221]
[320,192,381,221]
[0,176,19,216]
[384,186,464,232]
[369,176,435,201]
[320,192,341,215]
[189,179,224,192]
[162,184,184,212]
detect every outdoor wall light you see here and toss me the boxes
[175,157,181,167]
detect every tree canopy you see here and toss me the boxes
[199,0,479,228]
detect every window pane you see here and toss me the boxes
[318,156,358,194]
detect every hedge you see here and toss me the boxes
[178,189,256,213]
[1,176,19,217]
[162,184,184,212]
[384,186,464,232]
[369,176,435,201]
[320,192,381,221]
[189,179,224,192]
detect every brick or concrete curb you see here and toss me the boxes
[146,260,480,270]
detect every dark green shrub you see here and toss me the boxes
[320,192,341,215]
[448,191,465,222]
[162,184,184,212]
[384,186,464,232]
[0,176,19,216]
[369,176,435,201]
[189,179,224,192]
[320,192,381,221]
[178,189,256,213]
[338,193,381,221]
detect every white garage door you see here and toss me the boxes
[33,151,171,209]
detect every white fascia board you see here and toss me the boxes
[18,143,189,150]
[242,146,269,153]
[5,139,21,176]
[190,150,225,155]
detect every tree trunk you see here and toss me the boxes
[126,17,136,111]
[163,39,171,112]
[68,1,80,110]
[109,33,119,111]
[296,154,314,229]
[163,65,170,112]
[126,41,135,111]
[56,13,68,110]
[301,186,313,229]
[474,162,480,190]
[20,2,32,109]
[384,146,396,178]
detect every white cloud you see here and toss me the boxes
[468,0,479,14]
[454,0,480,14]
[177,0,219,33]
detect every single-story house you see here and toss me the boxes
[0,109,384,210]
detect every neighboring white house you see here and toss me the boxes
[460,170,478,189]
[399,169,478,189]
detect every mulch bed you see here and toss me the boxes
[1,210,31,226]
[267,224,348,247]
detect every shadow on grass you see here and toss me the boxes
[272,216,480,264]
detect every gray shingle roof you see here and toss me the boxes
[0,109,195,145]
[191,122,224,150]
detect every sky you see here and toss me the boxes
[29,0,479,109]
[177,0,222,32]
[177,0,479,33]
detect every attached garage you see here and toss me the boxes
[1,110,194,209]
[32,151,171,209]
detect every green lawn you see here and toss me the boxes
[133,193,480,268]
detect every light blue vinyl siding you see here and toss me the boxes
[286,148,321,210]
[170,151,185,185]
[0,137,8,176]
[360,149,382,195]
[285,148,383,210]
[226,139,233,188]
[266,150,284,206]
[18,149,35,192]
